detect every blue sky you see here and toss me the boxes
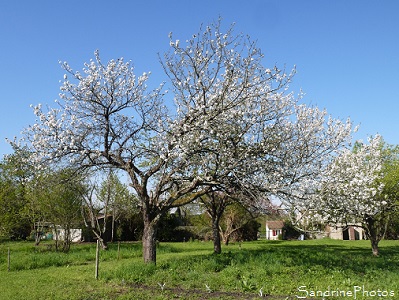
[1,1,398,157]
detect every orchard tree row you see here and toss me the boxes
[4,19,399,260]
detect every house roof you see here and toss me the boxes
[266,221,284,230]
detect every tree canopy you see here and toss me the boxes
[314,136,399,255]
[14,20,354,263]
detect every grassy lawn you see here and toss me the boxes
[1,239,399,299]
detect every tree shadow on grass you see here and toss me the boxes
[112,240,399,299]
[230,240,399,275]
[159,240,399,276]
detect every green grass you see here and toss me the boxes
[1,239,399,299]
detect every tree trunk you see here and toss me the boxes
[34,223,43,246]
[370,238,380,256]
[224,235,230,246]
[34,230,41,246]
[91,230,108,250]
[212,216,222,254]
[221,227,232,246]
[62,227,71,253]
[365,216,382,257]
[99,237,108,250]
[53,224,59,251]
[142,215,158,264]
[111,209,115,243]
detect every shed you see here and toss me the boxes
[266,220,284,240]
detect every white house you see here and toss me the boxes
[266,221,284,240]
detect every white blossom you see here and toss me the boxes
[313,135,386,225]
[10,20,360,262]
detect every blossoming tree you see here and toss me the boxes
[18,20,353,263]
[161,21,353,254]
[316,135,392,256]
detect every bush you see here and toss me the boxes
[282,220,302,240]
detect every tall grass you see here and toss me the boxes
[0,241,143,271]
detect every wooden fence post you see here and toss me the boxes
[117,241,120,260]
[7,247,10,272]
[95,240,100,279]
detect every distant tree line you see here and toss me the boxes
[0,149,260,250]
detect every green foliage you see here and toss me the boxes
[185,203,261,244]
[379,146,399,239]
[368,143,399,243]
[282,219,302,240]
[0,148,32,239]
[157,211,197,242]
[84,171,140,245]
[0,180,30,239]
[380,144,399,203]
[29,168,86,251]
[97,171,138,219]
[220,203,261,243]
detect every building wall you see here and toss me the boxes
[53,228,82,242]
[327,225,364,240]
[266,227,282,240]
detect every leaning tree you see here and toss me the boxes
[16,20,353,263]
